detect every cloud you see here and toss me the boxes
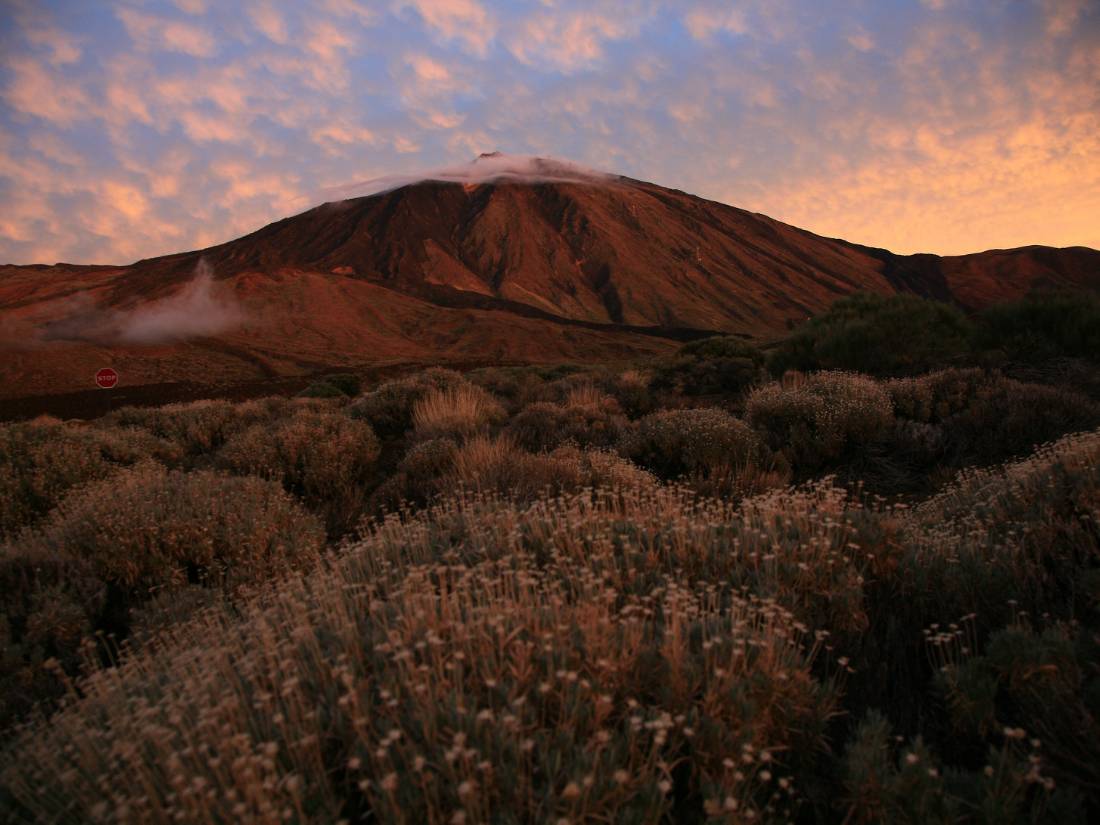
[173,0,209,14]
[683,6,748,39]
[317,153,614,201]
[40,260,246,345]
[23,25,82,65]
[507,9,643,72]
[395,0,496,55]
[2,56,89,124]
[1042,0,1089,36]
[115,7,217,57]
[248,2,290,44]
[178,110,247,143]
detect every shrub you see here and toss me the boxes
[0,546,105,731]
[100,398,284,458]
[447,435,576,498]
[0,418,181,538]
[506,389,625,452]
[324,373,362,397]
[769,292,974,377]
[977,289,1100,364]
[945,377,1100,465]
[466,366,549,411]
[296,380,346,399]
[0,485,843,824]
[746,371,894,470]
[15,462,324,597]
[349,368,466,438]
[839,710,1076,825]
[217,410,381,533]
[885,368,990,423]
[619,407,774,498]
[411,383,506,441]
[444,436,658,502]
[608,368,656,417]
[370,437,461,512]
[652,336,766,396]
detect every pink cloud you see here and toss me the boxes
[2,56,90,125]
[248,2,290,45]
[116,7,217,57]
[396,0,495,56]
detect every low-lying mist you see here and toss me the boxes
[39,259,245,346]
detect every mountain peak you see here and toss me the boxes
[319,154,613,203]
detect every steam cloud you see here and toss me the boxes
[40,259,245,345]
[318,152,616,202]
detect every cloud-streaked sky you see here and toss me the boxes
[1,0,1098,265]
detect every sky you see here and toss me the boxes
[0,0,1098,266]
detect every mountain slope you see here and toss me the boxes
[2,157,1098,401]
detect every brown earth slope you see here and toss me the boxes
[2,161,1097,401]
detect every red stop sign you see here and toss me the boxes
[95,368,118,389]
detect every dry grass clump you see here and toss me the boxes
[218,409,381,533]
[349,368,466,438]
[13,462,324,596]
[746,371,894,470]
[0,484,844,824]
[411,383,506,442]
[447,436,656,501]
[0,418,182,538]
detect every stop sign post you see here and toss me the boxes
[96,368,119,415]
[96,368,119,390]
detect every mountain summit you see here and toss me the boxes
[1,156,1098,398]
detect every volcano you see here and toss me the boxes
[2,155,1098,403]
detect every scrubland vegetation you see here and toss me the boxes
[2,289,1100,823]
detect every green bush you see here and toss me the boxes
[977,289,1100,363]
[652,336,765,396]
[770,292,974,377]
[746,372,894,470]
